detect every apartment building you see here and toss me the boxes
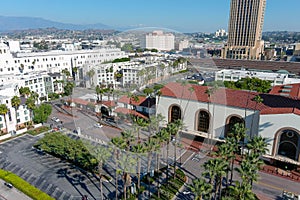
[0,83,31,136]
[0,41,125,76]
[142,30,175,51]
[90,58,187,88]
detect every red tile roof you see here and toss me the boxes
[269,83,300,99]
[100,100,116,107]
[161,82,300,116]
[260,107,300,115]
[114,107,148,119]
[118,95,147,106]
[161,82,266,110]
[70,98,95,106]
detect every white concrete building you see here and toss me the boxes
[215,69,300,86]
[215,29,228,37]
[176,40,190,51]
[0,83,31,136]
[143,31,175,51]
[90,58,187,88]
[157,82,300,165]
[0,41,125,76]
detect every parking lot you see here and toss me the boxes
[0,134,118,200]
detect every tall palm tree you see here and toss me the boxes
[167,120,183,179]
[157,127,171,175]
[25,97,36,123]
[133,117,148,142]
[111,138,126,200]
[189,178,213,200]
[154,128,169,198]
[30,92,39,104]
[132,143,146,191]
[92,146,112,200]
[11,96,21,129]
[117,152,137,200]
[205,87,215,150]
[87,68,95,87]
[121,130,134,151]
[250,95,263,138]
[0,104,9,133]
[214,159,228,200]
[95,85,102,102]
[236,157,259,189]
[247,135,269,157]
[203,157,228,199]
[228,123,247,184]
[213,141,235,188]
[227,181,256,200]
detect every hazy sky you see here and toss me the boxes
[0,0,299,32]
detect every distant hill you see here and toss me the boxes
[0,16,112,31]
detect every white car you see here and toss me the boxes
[94,123,103,128]
[51,117,60,122]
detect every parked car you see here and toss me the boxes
[4,182,13,188]
[51,117,60,122]
[94,123,103,128]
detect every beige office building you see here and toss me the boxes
[222,0,266,60]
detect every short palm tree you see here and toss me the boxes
[189,178,213,200]
[19,87,31,97]
[0,104,9,133]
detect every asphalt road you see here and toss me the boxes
[0,179,31,200]
[175,139,300,200]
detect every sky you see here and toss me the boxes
[0,0,299,32]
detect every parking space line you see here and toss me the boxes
[182,152,195,167]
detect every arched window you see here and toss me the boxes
[225,115,245,138]
[198,110,210,133]
[169,105,181,122]
[277,129,300,161]
[101,106,109,117]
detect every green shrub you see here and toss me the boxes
[26,126,50,136]
[0,169,54,200]
[34,132,97,171]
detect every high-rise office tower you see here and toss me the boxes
[222,0,266,60]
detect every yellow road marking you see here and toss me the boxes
[257,181,286,192]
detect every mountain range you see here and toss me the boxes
[0,16,113,31]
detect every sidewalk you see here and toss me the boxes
[0,179,32,200]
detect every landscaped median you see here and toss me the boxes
[0,169,54,200]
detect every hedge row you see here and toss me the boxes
[26,126,50,136]
[151,169,186,200]
[0,169,54,200]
